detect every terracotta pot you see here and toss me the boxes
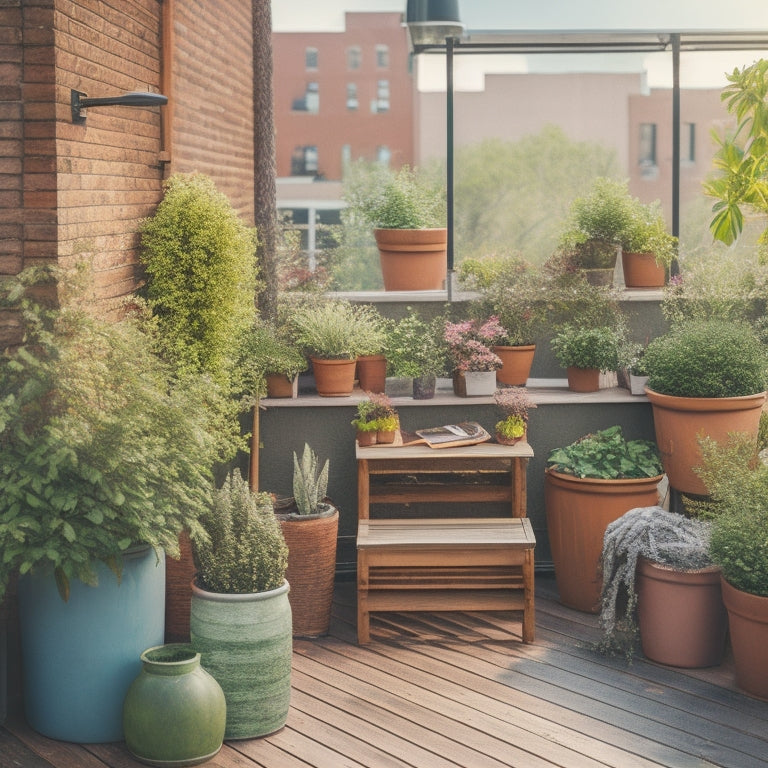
[310,357,357,397]
[265,373,297,398]
[278,505,339,637]
[636,558,727,668]
[356,430,377,447]
[544,469,663,613]
[374,228,447,291]
[495,431,526,446]
[721,578,768,700]
[376,429,397,444]
[494,345,536,386]
[566,366,600,393]
[645,388,766,496]
[622,251,666,288]
[356,355,386,393]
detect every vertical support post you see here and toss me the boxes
[671,33,681,276]
[446,36,455,300]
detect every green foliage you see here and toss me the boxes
[643,319,768,397]
[192,470,288,594]
[384,307,447,377]
[140,173,258,386]
[352,392,399,432]
[350,304,388,357]
[621,200,678,267]
[598,507,713,659]
[0,268,223,602]
[696,435,768,597]
[705,59,768,256]
[547,426,663,480]
[550,324,622,372]
[292,444,329,516]
[460,255,550,346]
[452,127,620,266]
[495,416,526,440]
[343,161,445,230]
[289,299,370,360]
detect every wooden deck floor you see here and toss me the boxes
[3,574,768,768]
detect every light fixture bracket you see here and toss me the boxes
[71,89,168,124]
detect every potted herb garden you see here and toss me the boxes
[550,324,623,392]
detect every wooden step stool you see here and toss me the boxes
[356,517,536,644]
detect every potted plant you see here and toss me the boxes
[444,316,505,397]
[275,444,339,637]
[642,318,768,496]
[352,392,400,445]
[558,177,634,285]
[289,299,369,396]
[598,506,727,667]
[353,304,389,393]
[245,320,306,398]
[1,268,223,743]
[493,387,536,445]
[620,200,678,288]
[190,470,291,739]
[343,161,447,291]
[460,254,549,386]
[696,434,768,698]
[550,324,623,392]
[545,426,664,613]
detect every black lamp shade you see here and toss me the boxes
[406,0,464,47]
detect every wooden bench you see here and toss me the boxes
[356,442,536,644]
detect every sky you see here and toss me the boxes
[271,1,768,88]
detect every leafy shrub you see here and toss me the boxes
[643,319,768,397]
[550,325,622,371]
[140,173,258,385]
[547,425,663,480]
[290,299,370,360]
[193,470,288,594]
[384,307,446,377]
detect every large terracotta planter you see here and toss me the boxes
[621,252,666,288]
[278,504,339,637]
[721,578,768,700]
[374,228,447,291]
[494,345,535,386]
[356,354,386,393]
[645,388,766,496]
[544,469,663,613]
[566,366,600,393]
[265,373,298,398]
[311,357,357,397]
[636,558,727,668]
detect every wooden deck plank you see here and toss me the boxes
[3,574,768,768]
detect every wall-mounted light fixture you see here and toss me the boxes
[405,0,464,49]
[71,89,168,124]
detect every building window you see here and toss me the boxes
[376,44,389,69]
[305,47,318,70]
[376,146,391,166]
[371,80,389,113]
[346,83,358,111]
[682,122,696,163]
[291,145,318,176]
[347,46,361,70]
[291,82,319,113]
[639,123,657,166]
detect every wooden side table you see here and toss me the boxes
[356,442,536,644]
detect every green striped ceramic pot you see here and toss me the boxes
[190,580,292,739]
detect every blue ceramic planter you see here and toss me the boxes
[17,546,165,743]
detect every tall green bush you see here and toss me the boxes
[140,173,258,385]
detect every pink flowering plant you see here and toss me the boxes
[494,387,536,440]
[444,316,506,372]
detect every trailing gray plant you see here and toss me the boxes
[193,470,288,594]
[293,444,330,516]
[597,506,713,659]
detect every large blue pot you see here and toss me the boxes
[17,546,165,742]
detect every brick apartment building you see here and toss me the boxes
[1,0,264,348]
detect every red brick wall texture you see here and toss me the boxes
[1,0,257,339]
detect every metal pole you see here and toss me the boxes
[671,33,681,276]
[446,35,455,300]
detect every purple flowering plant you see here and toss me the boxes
[444,316,506,372]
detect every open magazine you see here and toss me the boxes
[410,421,491,449]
